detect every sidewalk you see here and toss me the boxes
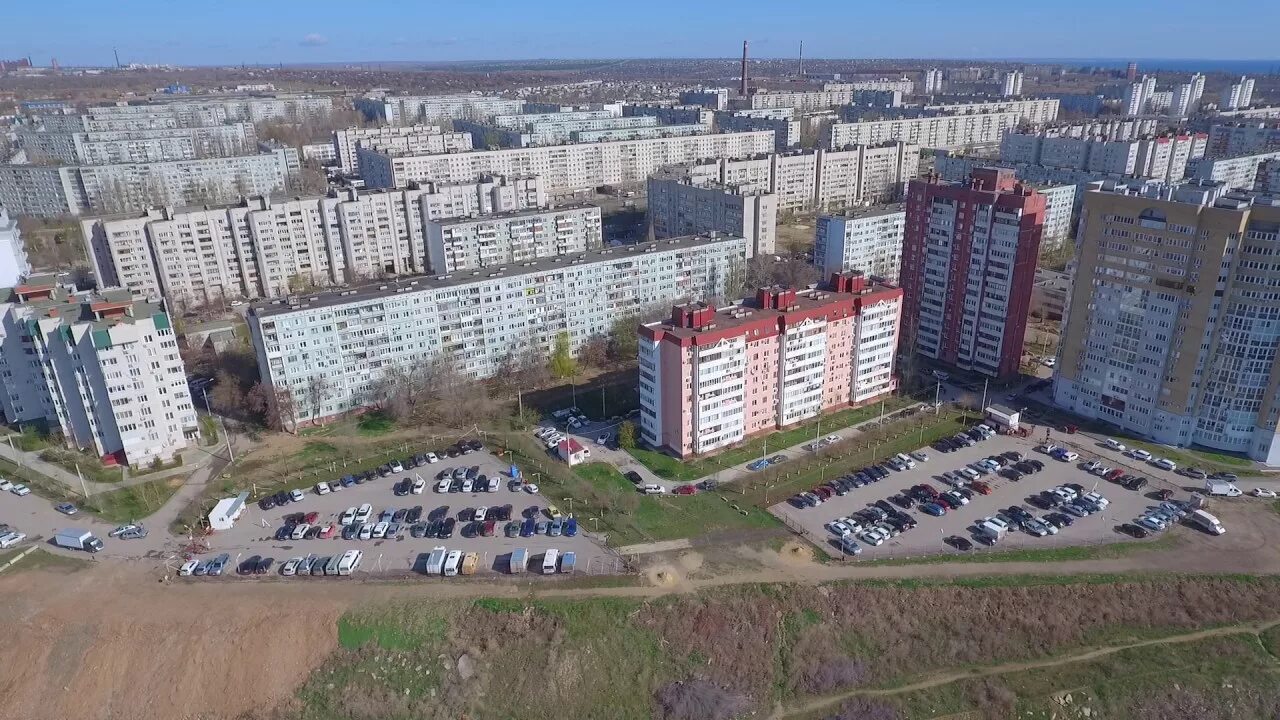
[0,434,222,496]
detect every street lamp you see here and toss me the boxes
[562,497,574,515]
[589,516,599,532]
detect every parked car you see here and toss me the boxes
[944,535,973,551]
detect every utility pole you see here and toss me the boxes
[75,463,89,499]
[934,381,942,415]
[980,378,989,413]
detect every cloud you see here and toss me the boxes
[300,33,329,47]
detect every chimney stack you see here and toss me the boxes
[798,41,804,77]
[740,40,749,96]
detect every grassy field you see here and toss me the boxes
[290,576,1280,720]
[572,462,780,546]
[864,532,1181,566]
[0,547,89,574]
[82,477,182,523]
[628,396,916,482]
[38,447,125,484]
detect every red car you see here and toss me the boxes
[482,520,497,537]
[673,485,697,495]
[970,481,993,496]
[1105,469,1125,482]
[319,523,336,539]
[303,511,320,524]
[813,486,833,499]
[917,483,940,497]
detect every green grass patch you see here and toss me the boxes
[628,396,916,482]
[38,447,125,484]
[337,604,449,651]
[356,411,396,436]
[199,414,219,444]
[571,462,781,546]
[2,547,89,574]
[865,532,1180,567]
[82,477,180,523]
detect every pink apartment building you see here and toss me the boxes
[637,273,903,458]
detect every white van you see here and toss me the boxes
[443,550,463,577]
[542,548,559,575]
[1152,457,1177,471]
[337,549,362,575]
[895,453,916,469]
[1188,509,1225,535]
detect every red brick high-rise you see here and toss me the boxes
[899,167,1046,379]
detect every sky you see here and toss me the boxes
[8,0,1280,67]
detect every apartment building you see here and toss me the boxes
[17,123,258,165]
[1207,123,1280,157]
[458,113,660,148]
[1054,180,1280,464]
[0,150,293,217]
[647,172,777,257]
[716,111,801,150]
[814,205,907,282]
[424,205,602,273]
[922,98,1059,125]
[1123,76,1159,116]
[301,142,337,164]
[1221,77,1257,111]
[999,131,1207,182]
[332,125,470,174]
[1002,71,1024,98]
[0,277,196,465]
[570,124,709,143]
[923,68,944,95]
[687,143,919,213]
[356,131,777,198]
[354,94,523,126]
[624,104,714,127]
[637,274,902,457]
[827,111,1024,151]
[83,175,547,307]
[0,207,30,287]
[1187,150,1280,191]
[1170,74,1205,117]
[248,233,748,425]
[679,88,731,110]
[900,168,1047,379]
[34,95,332,131]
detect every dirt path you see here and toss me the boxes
[770,618,1280,720]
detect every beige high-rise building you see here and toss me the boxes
[1054,179,1280,465]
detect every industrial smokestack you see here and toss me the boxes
[798,41,804,77]
[114,47,121,69]
[740,40,749,96]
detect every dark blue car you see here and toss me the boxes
[565,518,578,537]
[920,502,947,517]
[520,518,536,537]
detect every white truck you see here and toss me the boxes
[975,517,1009,543]
[424,546,447,575]
[509,547,527,574]
[1204,480,1243,497]
[54,528,103,553]
[1187,509,1225,535]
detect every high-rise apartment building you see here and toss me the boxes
[637,274,902,457]
[814,206,907,282]
[1002,71,1024,98]
[1207,123,1280,157]
[1187,150,1280,191]
[679,88,731,111]
[83,176,547,307]
[332,125,472,174]
[924,68,944,95]
[17,123,258,165]
[1054,180,1280,464]
[827,111,1024,151]
[0,277,196,465]
[248,234,748,425]
[1123,76,1158,116]
[1170,73,1205,117]
[1221,76,1257,111]
[0,207,30,288]
[715,111,801,150]
[999,130,1207,182]
[424,205,602,273]
[354,94,524,126]
[900,168,1047,378]
[647,172,778,257]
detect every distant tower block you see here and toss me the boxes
[1126,61,1138,81]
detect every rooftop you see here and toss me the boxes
[249,232,746,320]
[427,203,597,227]
[822,203,906,220]
[0,276,163,331]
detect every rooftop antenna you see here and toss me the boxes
[739,40,749,96]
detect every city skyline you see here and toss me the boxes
[9,0,1280,67]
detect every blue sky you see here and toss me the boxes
[8,0,1280,66]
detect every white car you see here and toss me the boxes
[1104,438,1126,452]
[825,435,841,445]
[1151,457,1177,471]
[0,531,27,548]
[280,557,302,576]
[372,522,389,539]
[354,503,373,524]
[1059,451,1079,462]
[474,506,488,522]
[390,461,405,473]
[290,524,311,541]
[1129,449,1153,462]
[358,524,374,540]
[315,482,331,495]
[1081,492,1110,510]
[461,479,473,493]
[289,489,304,503]
[487,476,500,492]
[411,478,426,494]
[857,528,888,546]
[523,484,540,494]
[0,479,12,491]
[1136,515,1167,532]
[1042,357,1057,367]
[10,484,30,496]
[826,521,852,536]
[425,452,439,464]
[436,478,451,493]
[1251,487,1278,498]
[910,450,930,463]
[339,507,357,525]
[178,560,200,576]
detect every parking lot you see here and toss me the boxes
[770,428,1185,560]
[197,446,616,577]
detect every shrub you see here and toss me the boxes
[799,656,867,695]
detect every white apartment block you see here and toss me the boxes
[624,105,714,126]
[248,234,748,424]
[34,96,332,132]
[824,79,915,94]
[1170,74,1204,117]
[357,131,777,198]
[1036,183,1079,244]
[647,173,778,258]
[571,124,709,143]
[1002,71,1024,97]
[1187,150,1280,191]
[687,143,919,213]
[425,205,602,273]
[0,150,293,217]
[814,206,906,282]
[0,207,31,288]
[1207,123,1280,157]
[332,125,470,174]
[999,131,1207,182]
[356,94,524,126]
[460,115,663,148]
[0,278,196,465]
[922,98,1059,125]
[17,123,258,165]
[924,68,944,95]
[301,142,338,164]
[83,175,547,307]
[1221,77,1257,110]
[827,111,1023,151]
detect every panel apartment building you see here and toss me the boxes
[814,205,907,282]
[0,276,196,465]
[900,168,1047,379]
[686,143,919,213]
[34,95,333,132]
[637,274,902,457]
[332,125,472,174]
[247,233,748,425]
[1053,180,1280,465]
[83,175,547,307]
[16,123,259,165]
[647,171,778,257]
[827,111,1024,151]
[1187,150,1280,191]
[356,130,777,198]
[1000,130,1207,183]
[1207,123,1280,157]
[425,205,602,273]
[354,94,524,126]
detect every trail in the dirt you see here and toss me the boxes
[768,618,1280,720]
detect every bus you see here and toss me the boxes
[542,548,559,575]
